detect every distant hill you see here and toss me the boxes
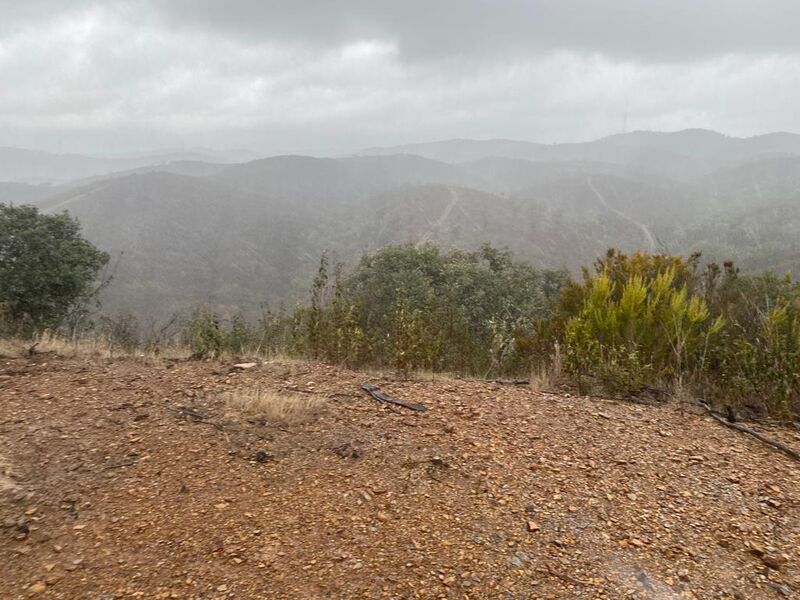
[4,129,799,324]
[0,147,245,183]
[361,129,800,176]
[0,181,58,204]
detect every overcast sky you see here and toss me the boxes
[1,0,799,157]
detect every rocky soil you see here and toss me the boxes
[1,353,799,599]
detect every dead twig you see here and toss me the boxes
[162,404,224,430]
[163,404,204,419]
[697,400,800,462]
[489,378,530,385]
[361,383,427,412]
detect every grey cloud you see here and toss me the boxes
[146,0,800,62]
[5,1,800,61]
[0,1,798,156]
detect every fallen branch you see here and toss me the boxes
[361,383,427,412]
[697,401,800,462]
[489,378,530,385]
[163,404,204,419]
[163,404,223,430]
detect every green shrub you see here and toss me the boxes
[563,265,722,395]
[185,310,224,359]
[559,249,800,418]
[703,270,800,417]
[288,244,569,376]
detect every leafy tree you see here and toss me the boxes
[184,310,224,359]
[290,244,569,376]
[0,204,109,335]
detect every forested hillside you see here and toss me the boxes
[6,129,800,322]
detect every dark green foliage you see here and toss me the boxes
[560,248,800,418]
[0,204,109,335]
[184,310,224,359]
[183,307,294,360]
[702,269,800,417]
[227,315,251,355]
[290,244,569,376]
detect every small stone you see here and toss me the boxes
[748,541,766,557]
[527,521,540,532]
[216,584,228,592]
[232,362,257,370]
[252,451,273,463]
[768,582,792,597]
[29,582,47,593]
[761,554,787,570]
[376,511,390,522]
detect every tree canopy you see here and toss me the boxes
[0,204,109,334]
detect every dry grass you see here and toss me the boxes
[528,364,555,392]
[669,376,697,409]
[0,338,28,358]
[529,342,564,392]
[0,333,190,363]
[224,386,325,424]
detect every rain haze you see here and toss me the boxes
[3,3,800,599]
[1,0,800,155]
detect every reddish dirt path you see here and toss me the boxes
[1,354,799,599]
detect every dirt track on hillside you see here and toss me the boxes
[1,354,799,599]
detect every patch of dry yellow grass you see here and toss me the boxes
[529,342,564,392]
[0,338,28,358]
[224,386,325,424]
[0,333,191,363]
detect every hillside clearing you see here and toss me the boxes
[1,355,799,599]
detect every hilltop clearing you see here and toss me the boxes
[1,355,799,599]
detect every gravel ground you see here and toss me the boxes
[1,354,799,599]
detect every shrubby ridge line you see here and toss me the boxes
[3,201,799,419]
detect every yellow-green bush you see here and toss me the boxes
[560,249,800,418]
[564,264,722,394]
